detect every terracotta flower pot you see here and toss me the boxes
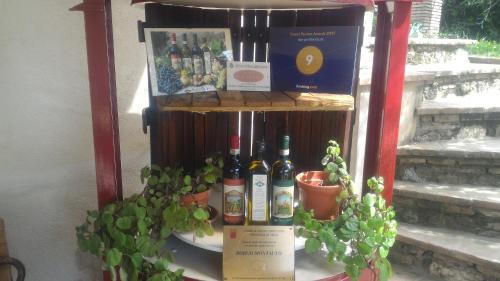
[296,171,342,220]
[180,188,211,207]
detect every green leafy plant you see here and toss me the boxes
[140,153,223,197]
[467,39,500,57]
[321,140,354,198]
[294,177,398,281]
[76,155,223,281]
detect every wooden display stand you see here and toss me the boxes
[71,0,416,280]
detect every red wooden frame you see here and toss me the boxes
[362,0,413,205]
[72,0,414,279]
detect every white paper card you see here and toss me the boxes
[227,62,271,91]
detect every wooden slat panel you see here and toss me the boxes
[194,113,206,168]
[215,112,229,154]
[240,112,253,164]
[242,92,271,107]
[192,92,220,107]
[218,91,245,107]
[255,10,268,62]
[229,10,242,61]
[183,112,194,172]
[242,10,256,62]
[308,112,324,169]
[262,92,296,107]
[205,113,218,157]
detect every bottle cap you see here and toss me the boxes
[281,135,290,150]
[279,135,290,156]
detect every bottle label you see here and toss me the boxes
[171,56,182,71]
[279,149,290,156]
[272,180,294,219]
[182,58,193,73]
[204,52,212,74]
[230,148,240,155]
[223,178,245,217]
[193,57,203,75]
[251,174,268,222]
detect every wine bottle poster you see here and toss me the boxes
[269,26,360,94]
[144,28,233,96]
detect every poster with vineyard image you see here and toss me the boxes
[145,28,233,96]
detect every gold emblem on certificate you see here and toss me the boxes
[223,226,295,280]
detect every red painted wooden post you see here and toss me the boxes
[70,0,122,279]
[363,0,413,204]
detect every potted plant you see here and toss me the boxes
[76,155,223,281]
[294,177,398,281]
[140,153,223,209]
[296,140,351,220]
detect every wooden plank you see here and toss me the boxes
[285,92,322,107]
[313,93,354,110]
[217,91,245,107]
[158,94,354,112]
[0,218,11,281]
[192,92,219,107]
[262,91,296,107]
[242,92,271,107]
[162,94,193,107]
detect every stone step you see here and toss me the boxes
[389,223,500,281]
[394,181,500,237]
[396,138,500,186]
[390,223,500,281]
[414,95,500,142]
[391,263,441,281]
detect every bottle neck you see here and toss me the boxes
[256,150,265,161]
[279,148,289,160]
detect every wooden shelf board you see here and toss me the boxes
[156,91,354,112]
[131,0,374,10]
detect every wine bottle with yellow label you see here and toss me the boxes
[247,140,271,225]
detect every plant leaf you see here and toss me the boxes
[193,208,209,220]
[305,238,321,254]
[116,217,132,230]
[106,248,122,267]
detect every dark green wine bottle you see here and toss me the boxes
[271,135,295,225]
